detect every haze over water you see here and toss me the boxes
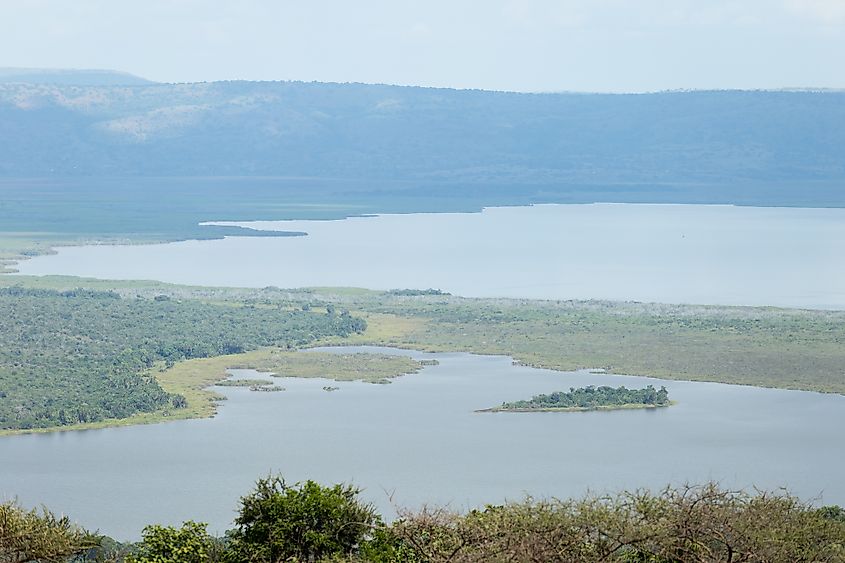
[16,203,845,309]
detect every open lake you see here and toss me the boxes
[14,203,845,309]
[5,203,845,539]
[1,346,844,540]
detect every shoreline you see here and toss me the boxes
[2,280,844,437]
[0,343,425,438]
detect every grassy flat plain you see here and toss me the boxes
[283,289,844,394]
[150,348,423,421]
[342,295,845,394]
[229,349,423,383]
[2,275,844,435]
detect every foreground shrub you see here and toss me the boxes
[0,500,99,562]
[224,475,380,563]
[5,482,844,562]
[126,520,222,563]
[387,484,845,562]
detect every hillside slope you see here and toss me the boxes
[1,80,843,195]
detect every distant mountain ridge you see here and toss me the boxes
[0,73,843,204]
[0,67,153,86]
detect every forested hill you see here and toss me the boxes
[1,78,843,198]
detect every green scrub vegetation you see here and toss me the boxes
[337,291,845,394]
[0,286,366,432]
[483,384,671,412]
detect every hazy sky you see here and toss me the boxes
[1,0,843,92]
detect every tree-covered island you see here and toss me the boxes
[482,384,671,412]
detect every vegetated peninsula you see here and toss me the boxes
[4,278,845,435]
[0,286,368,433]
[481,385,671,412]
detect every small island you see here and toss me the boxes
[479,385,672,413]
[216,379,285,392]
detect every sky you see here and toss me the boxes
[1,0,843,92]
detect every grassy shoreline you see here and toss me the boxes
[0,345,425,437]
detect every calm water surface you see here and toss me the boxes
[6,204,845,539]
[1,347,843,540]
[15,204,845,309]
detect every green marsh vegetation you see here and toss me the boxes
[149,347,422,415]
[214,379,285,392]
[230,349,423,384]
[214,378,278,388]
[335,291,845,394]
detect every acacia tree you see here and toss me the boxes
[389,484,845,562]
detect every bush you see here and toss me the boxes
[126,521,220,563]
[387,484,845,562]
[225,475,380,562]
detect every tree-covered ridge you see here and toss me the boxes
[495,385,670,411]
[1,82,844,196]
[0,287,366,430]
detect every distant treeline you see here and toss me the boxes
[495,384,670,411]
[0,287,365,430]
[3,478,844,562]
[387,288,450,296]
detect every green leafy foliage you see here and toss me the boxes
[0,287,366,430]
[818,505,845,524]
[498,385,670,411]
[225,476,380,563]
[127,521,219,563]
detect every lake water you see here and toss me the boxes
[1,346,843,540]
[14,203,845,309]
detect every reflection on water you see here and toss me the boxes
[1,347,843,540]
